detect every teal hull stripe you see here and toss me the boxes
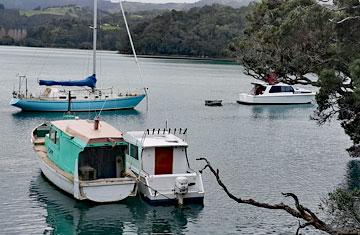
[10,95,145,112]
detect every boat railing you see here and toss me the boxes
[13,74,146,99]
[143,128,188,142]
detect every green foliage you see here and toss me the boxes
[321,161,360,229]
[0,5,248,58]
[233,0,336,83]
[324,188,360,229]
[350,59,360,87]
[118,5,247,57]
[234,0,360,156]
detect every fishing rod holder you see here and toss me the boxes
[145,128,187,135]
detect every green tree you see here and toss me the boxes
[233,0,360,155]
[226,0,360,233]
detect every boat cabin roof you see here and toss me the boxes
[51,119,123,144]
[125,131,188,148]
[251,82,267,86]
[251,82,292,87]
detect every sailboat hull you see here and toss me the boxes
[10,95,145,112]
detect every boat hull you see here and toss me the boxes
[237,93,315,105]
[11,95,145,112]
[35,149,136,203]
[205,100,222,106]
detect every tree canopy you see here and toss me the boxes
[232,0,360,156]
[118,5,247,57]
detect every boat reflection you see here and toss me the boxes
[12,109,142,120]
[250,104,314,120]
[29,173,203,234]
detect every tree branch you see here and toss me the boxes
[337,16,360,24]
[197,157,338,234]
[296,221,312,235]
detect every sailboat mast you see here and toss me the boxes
[92,0,97,76]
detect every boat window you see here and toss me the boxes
[59,96,67,99]
[281,86,294,92]
[269,86,294,93]
[49,129,58,144]
[130,144,138,160]
[269,86,282,93]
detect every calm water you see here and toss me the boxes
[0,46,353,234]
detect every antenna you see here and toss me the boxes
[67,91,72,114]
[92,0,97,77]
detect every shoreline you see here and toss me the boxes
[134,54,236,63]
[0,44,237,63]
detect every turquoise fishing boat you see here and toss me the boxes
[10,0,146,112]
[31,118,137,202]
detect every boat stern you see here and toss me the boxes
[80,178,137,203]
[139,172,205,205]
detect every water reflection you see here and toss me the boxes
[29,173,203,234]
[250,104,314,120]
[12,109,142,120]
[344,160,360,190]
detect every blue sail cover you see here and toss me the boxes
[39,74,97,88]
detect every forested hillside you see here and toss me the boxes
[0,0,253,12]
[0,4,248,58]
[119,5,247,57]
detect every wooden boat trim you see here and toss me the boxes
[33,144,74,182]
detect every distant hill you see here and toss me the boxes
[0,0,254,12]
[190,0,254,9]
[0,4,249,58]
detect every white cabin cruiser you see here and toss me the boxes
[237,82,315,105]
[124,129,205,205]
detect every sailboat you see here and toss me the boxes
[10,0,146,112]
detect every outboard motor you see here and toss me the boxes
[174,176,189,205]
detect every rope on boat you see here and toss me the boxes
[119,0,144,87]
[96,97,107,117]
[119,0,149,112]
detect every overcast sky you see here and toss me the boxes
[112,0,198,3]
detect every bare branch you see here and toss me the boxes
[337,16,360,24]
[296,221,312,235]
[197,157,339,234]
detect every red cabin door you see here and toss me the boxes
[155,147,173,175]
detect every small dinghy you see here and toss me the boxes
[31,118,137,203]
[205,100,223,106]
